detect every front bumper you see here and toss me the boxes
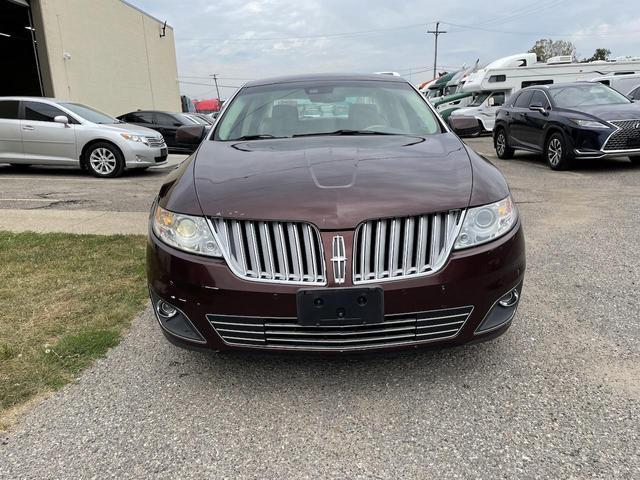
[146,221,526,353]
[123,142,168,168]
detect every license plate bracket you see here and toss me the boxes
[296,287,384,326]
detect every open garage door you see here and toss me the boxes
[0,0,43,96]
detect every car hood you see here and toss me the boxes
[193,134,473,230]
[564,103,640,121]
[92,122,162,137]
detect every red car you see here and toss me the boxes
[147,74,525,353]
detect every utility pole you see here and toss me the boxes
[210,73,221,100]
[427,21,447,79]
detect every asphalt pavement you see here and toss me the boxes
[1,139,639,479]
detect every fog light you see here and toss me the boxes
[475,285,522,335]
[498,289,519,307]
[157,300,178,318]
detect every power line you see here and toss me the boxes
[178,80,240,88]
[178,22,428,43]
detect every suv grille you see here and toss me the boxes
[603,120,640,151]
[146,136,165,148]
[209,219,326,285]
[352,210,464,284]
[207,306,473,351]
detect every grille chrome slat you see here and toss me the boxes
[207,306,473,350]
[353,210,464,284]
[210,218,326,285]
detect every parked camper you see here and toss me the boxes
[589,73,640,98]
[451,53,640,134]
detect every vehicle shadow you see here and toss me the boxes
[177,335,510,392]
[506,152,639,173]
[0,164,172,179]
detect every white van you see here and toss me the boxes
[448,90,508,133]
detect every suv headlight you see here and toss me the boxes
[152,205,222,257]
[571,119,610,129]
[120,133,149,145]
[454,196,518,250]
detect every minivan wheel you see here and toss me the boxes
[630,155,640,165]
[545,133,571,170]
[495,129,515,159]
[86,143,125,178]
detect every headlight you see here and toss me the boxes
[454,196,517,250]
[152,205,222,257]
[572,119,610,129]
[120,133,149,144]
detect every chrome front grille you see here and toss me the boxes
[207,306,473,350]
[146,136,165,147]
[209,219,326,285]
[603,120,640,151]
[352,210,464,284]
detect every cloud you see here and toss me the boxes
[129,0,640,99]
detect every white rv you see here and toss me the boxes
[451,53,640,132]
[589,72,640,99]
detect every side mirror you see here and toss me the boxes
[54,115,70,127]
[487,97,495,107]
[448,116,482,137]
[176,125,206,145]
[529,104,547,114]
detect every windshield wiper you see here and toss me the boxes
[292,129,399,137]
[231,134,286,141]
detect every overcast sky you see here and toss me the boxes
[130,0,640,100]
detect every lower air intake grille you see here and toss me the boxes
[209,218,326,285]
[207,306,473,351]
[603,120,640,151]
[353,210,464,284]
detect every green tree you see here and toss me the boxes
[583,48,611,62]
[528,39,577,62]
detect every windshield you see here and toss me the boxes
[549,84,631,108]
[469,92,490,107]
[59,102,119,124]
[214,80,442,141]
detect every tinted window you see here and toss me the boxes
[514,91,533,108]
[550,84,631,108]
[24,101,67,122]
[215,81,442,140]
[156,113,178,125]
[59,102,116,124]
[127,111,154,123]
[632,87,640,100]
[531,91,550,109]
[0,100,19,119]
[489,75,506,83]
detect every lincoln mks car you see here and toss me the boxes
[147,74,526,353]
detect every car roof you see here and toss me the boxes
[242,73,408,88]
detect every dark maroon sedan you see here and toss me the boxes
[147,74,525,353]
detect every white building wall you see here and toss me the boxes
[33,0,181,115]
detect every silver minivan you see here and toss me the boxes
[0,97,167,178]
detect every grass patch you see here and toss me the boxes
[0,231,148,428]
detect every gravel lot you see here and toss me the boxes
[1,138,639,479]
